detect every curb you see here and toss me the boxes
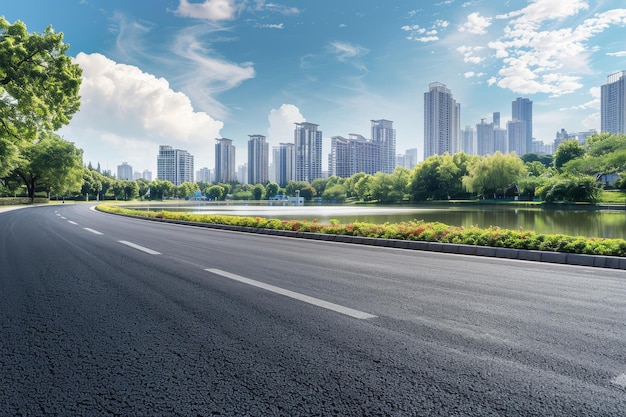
[100,209,626,271]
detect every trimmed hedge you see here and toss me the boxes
[97,205,626,257]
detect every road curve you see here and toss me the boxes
[1,204,625,416]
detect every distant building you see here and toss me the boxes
[601,71,626,134]
[248,134,269,184]
[507,120,526,155]
[329,134,378,177]
[294,122,323,182]
[397,148,418,169]
[142,170,152,181]
[273,143,295,187]
[156,146,194,185]
[424,82,460,158]
[117,162,133,180]
[461,126,476,155]
[215,138,236,183]
[371,119,396,174]
[476,119,494,156]
[196,167,211,183]
[236,163,247,184]
[512,97,533,154]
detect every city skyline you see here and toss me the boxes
[3,1,626,174]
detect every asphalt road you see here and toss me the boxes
[1,204,625,416]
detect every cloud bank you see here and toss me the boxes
[61,52,223,173]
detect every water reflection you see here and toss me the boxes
[132,202,626,239]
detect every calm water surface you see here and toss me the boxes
[133,202,626,239]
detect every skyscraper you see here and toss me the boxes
[273,143,295,187]
[156,146,194,185]
[601,71,626,134]
[512,97,532,154]
[461,126,475,155]
[424,82,460,158]
[371,119,396,174]
[476,119,494,156]
[248,134,269,184]
[117,162,133,180]
[294,122,323,182]
[215,138,236,183]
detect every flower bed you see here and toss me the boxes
[97,204,626,257]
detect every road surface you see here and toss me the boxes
[1,204,625,416]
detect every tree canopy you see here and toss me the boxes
[0,18,82,178]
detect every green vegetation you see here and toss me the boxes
[97,204,626,257]
[0,18,82,201]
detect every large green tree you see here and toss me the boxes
[462,152,527,199]
[0,18,82,178]
[12,132,83,200]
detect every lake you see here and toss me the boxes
[129,202,626,239]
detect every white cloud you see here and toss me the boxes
[175,0,242,21]
[607,51,626,57]
[487,2,626,96]
[267,104,305,143]
[253,1,301,16]
[459,12,492,35]
[171,26,256,119]
[61,52,224,174]
[257,23,284,29]
[329,41,369,61]
[457,45,485,64]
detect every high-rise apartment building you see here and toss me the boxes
[371,119,396,174]
[512,97,532,154]
[424,82,460,158]
[273,143,295,187]
[601,71,626,134]
[294,122,323,182]
[156,146,194,185]
[117,162,133,180]
[196,167,211,183]
[476,119,494,156]
[461,126,475,155]
[329,134,378,178]
[396,148,418,169]
[507,120,526,155]
[215,138,236,183]
[248,135,269,185]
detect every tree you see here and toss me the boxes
[252,184,265,200]
[206,185,225,200]
[265,182,279,199]
[553,140,584,171]
[81,168,102,201]
[537,174,601,203]
[462,152,527,199]
[322,184,347,202]
[409,153,465,201]
[354,174,373,201]
[149,179,174,200]
[12,132,83,201]
[285,181,315,200]
[0,18,82,177]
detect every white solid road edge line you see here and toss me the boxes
[205,268,377,320]
[119,240,162,255]
[84,228,103,235]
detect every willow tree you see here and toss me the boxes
[462,152,527,199]
[0,18,82,178]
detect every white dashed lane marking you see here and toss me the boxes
[119,240,161,255]
[205,268,377,320]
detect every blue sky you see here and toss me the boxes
[3,0,626,176]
